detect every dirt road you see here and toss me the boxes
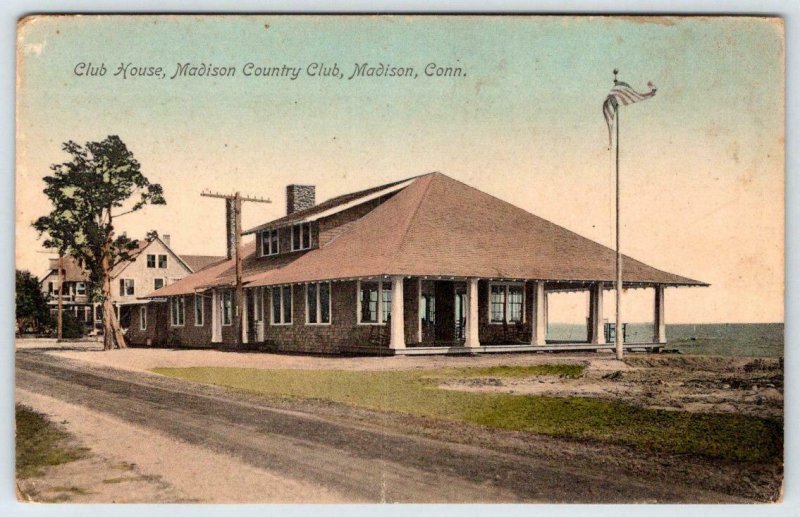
[16,348,750,503]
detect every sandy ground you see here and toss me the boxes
[16,388,351,503]
[440,354,783,419]
[19,337,604,372]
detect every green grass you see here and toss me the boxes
[16,405,88,479]
[152,366,783,464]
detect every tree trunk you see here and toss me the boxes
[100,247,127,350]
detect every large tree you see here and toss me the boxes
[33,136,165,350]
[15,270,53,334]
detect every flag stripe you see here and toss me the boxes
[603,81,656,146]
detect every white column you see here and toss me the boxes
[389,276,405,350]
[241,289,249,344]
[532,281,547,346]
[464,278,480,348]
[211,290,221,343]
[417,278,423,344]
[654,285,666,343]
[590,283,606,345]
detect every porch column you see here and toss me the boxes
[590,282,606,345]
[389,275,405,350]
[532,281,547,346]
[211,290,221,343]
[654,285,666,343]
[464,278,480,348]
[417,278,423,343]
[241,289,249,344]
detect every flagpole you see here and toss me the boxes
[615,103,623,360]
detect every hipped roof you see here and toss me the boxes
[147,172,706,298]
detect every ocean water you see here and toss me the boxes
[546,323,784,357]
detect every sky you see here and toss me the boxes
[15,15,784,324]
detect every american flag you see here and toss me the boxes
[603,80,657,146]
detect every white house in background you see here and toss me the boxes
[41,234,224,333]
[110,234,225,331]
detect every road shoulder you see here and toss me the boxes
[16,388,351,503]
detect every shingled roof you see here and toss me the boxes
[249,172,706,286]
[148,172,705,297]
[242,175,420,235]
[180,254,227,272]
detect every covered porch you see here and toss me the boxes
[387,276,668,356]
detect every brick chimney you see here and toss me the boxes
[162,234,171,247]
[286,185,315,215]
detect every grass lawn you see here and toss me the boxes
[153,365,782,464]
[16,405,88,479]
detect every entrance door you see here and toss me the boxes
[434,282,455,341]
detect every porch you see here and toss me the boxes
[218,275,668,355]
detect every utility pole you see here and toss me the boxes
[57,253,64,342]
[201,190,271,348]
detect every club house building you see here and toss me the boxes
[132,172,706,355]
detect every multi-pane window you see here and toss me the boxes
[154,278,165,290]
[306,282,331,325]
[222,290,233,326]
[170,296,185,326]
[140,306,147,330]
[119,279,135,296]
[291,223,311,251]
[158,254,168,268]
[489,283,525,324]
[358,281,392,324]
[76,282,86,295]
[261,229,279,256]
[271,286,293,325]
[146,254,156,268]
[194,294,204,326]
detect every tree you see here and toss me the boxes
[15,270,53,334]
[33,136,165,350]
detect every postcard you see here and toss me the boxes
[15,15,784,503]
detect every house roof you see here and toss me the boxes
[145,244,256,298]
[44,257,90,282]
[148,172,706,297]
[242,175,422,235]
[110,235,195,278]
[180,255,227,272]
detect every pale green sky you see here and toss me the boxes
[16,15,784,323]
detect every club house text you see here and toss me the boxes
[73,62,466,80]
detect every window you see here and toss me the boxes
[291,223,311,251]
[76,282,86,295]
[306,282,331,324]
[271,286,293,325]
[158,254,168,268]
[140,306,147,330]
[170,296,185,326]
[254,288,263,321]
[119,278,135,296]
[358,281,392,324]
[489,282,525,324]
[222,290,233,326]
[260,229,280,256]
[48,282,54,294]
[154,278,165,291]
[194,294,204,326]
[146,254,156,268]
[421,294,436,324]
